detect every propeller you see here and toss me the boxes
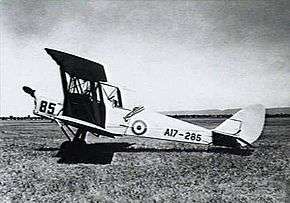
[22,86,36,98]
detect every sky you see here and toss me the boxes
[1,0,290,116]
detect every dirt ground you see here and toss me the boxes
[0,117,289,202]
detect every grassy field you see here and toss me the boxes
[0,117,289,202]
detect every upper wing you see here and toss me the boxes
[45,48,107,82]
[55,115,123,138]
[45,48,108,127]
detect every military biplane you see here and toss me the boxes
[23,48,265,152]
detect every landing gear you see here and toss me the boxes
[59,128,87,150]
[58,136,88,162]
[55,122,89,160]
[55,119,88,143]
[73,128,87,143]
[59,140,71,151]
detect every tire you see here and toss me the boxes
[60,141,71,150]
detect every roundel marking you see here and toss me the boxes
[132,120,147,135]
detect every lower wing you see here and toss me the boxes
[55,115,123,138]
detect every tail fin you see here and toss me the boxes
[213,104,265,147]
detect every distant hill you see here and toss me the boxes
[161,107,290,116]
[266,107,290,115]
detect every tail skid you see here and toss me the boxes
[212,104,265,147]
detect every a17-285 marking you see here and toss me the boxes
[164,128,201,141]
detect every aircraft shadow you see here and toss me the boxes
[55,142,133,165]
[40,142,254,165]
[36,147,59,151]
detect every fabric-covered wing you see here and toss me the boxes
[45,48,107,82]
[55,115,123,138]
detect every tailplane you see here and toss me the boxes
[212,104,265,147]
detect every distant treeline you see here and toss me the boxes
[0,116,48,120]
[168,114,290,119]
[1,113,289,121]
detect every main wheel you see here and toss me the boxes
[72,138,87,147]
[60,141,71,150]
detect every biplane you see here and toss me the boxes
[23,48,265,152]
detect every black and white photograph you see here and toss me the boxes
[0,0,289,202]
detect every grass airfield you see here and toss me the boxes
[0,117,289,202]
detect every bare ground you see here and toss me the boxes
[0,117,289,202]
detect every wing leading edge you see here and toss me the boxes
[45,48,107,82]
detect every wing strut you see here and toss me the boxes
[55,119,72,141]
